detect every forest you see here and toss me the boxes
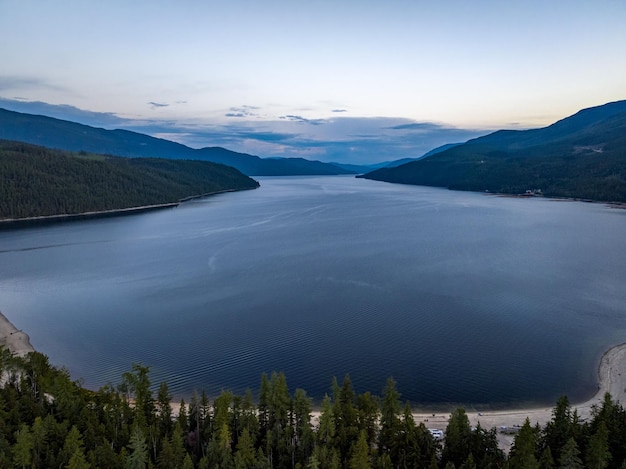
[0,350,624,469]
[0,140,259,221]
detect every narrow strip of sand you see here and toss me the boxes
[0,311,35,357]
[412,343,626,450]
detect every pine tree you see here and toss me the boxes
[586,421,611,469]
[234,428,257,469]
[333,374,359,465]
[12,424,33,469]
[558,437,583,469]
[67,448,91,469]
[293,388,314,466]
[442,408,472,468]
[349,430,371,469]
[60,425,87,469]
[126,426,148,469]
[156,382,173,438]
[509,418,539,469]
[378,377,401,460]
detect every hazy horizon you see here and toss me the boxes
[2,1,625,164]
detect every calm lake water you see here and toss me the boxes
[2,176,626,408]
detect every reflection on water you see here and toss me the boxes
[1,176,626,407]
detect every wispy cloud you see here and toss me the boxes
[225,105,261,118]
[0,98,490,164]
[148,101,169,109]
[0,75,66,93]
[279,115,327,125]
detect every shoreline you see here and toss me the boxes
[0,186,258,230]
[1,310,623,449]
[0,311,35,357]
[410,342,626,450]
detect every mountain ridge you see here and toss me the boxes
[0,108,355,176]
[360,100,626,202]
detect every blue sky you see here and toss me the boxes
[1,0,625,164]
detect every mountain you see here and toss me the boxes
[356,143,466,172]
[0,108,354,176]
[0,139,259,221]
[360,100,626,202]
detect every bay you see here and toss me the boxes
[1,175,626,408]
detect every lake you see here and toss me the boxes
[1,175,626,408]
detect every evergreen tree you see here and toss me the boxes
[333,375,359,465]
[12,424,33,469]
[67,447,91,469]
[349,429,371,469]
[156,438,177,469]
[155,382,173,439]
[543,396,574,462]
[30,415,47,468]
[510,418,540,469]
[267,372,291,468]
[126,426,148,469]
[60,425,87,469]
[539,446,555,469]
[559,437,584,469]
[378,377,401,460]
[442,408,472,468]
[356,391,379,449]
[293,388,314,466]
[586,421,611,469]
[234,428,257,469]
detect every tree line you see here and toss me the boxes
[362,143,626,203]
[0,140,259,220]
[0,350,625,468]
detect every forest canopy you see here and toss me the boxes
[0,140,259,221]
[1,350,625,469]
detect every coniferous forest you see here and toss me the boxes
[0,140,259,221]
[1,350,625,469]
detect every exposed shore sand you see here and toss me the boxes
[1,310,624,450]
[0,311,35,357]
[410,343,626,450]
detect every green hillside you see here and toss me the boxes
[0,140,259,220]
[361,100,626,202]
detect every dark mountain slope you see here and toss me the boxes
[361,100,626,202]
[0,108,353,176]
[0,139,259,220]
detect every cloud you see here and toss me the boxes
[0,75,65,93]
[331,109,347,113]
[148,101,169,109]
[0,98,489,165]
[279,115,327,125]
[226,105,260,118]
[0,97,128,127]
[388,122,445,131]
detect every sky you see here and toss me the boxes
[1,0,625,165]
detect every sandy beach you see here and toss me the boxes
[411,343,626,450]
[1,310,624,450]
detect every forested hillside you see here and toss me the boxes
[0,350,624,468]
[0,109,355,176]
[0,140,259,220]
[362,100,626,202]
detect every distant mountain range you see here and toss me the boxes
[0,108,357,176]
[361,100,626,202]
